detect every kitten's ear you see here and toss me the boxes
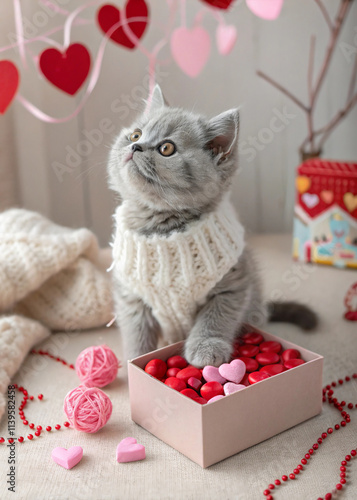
[206,108,239,164]
[146,84,167,113]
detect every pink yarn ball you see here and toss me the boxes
[75,344,120,387]
[63,385,112,433]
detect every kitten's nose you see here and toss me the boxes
[132,144,143,152]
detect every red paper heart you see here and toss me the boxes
[200,0,234,9]
[97,0,149,49]
[39,43,91,96]
[0,60,20,114]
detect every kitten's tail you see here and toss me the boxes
[267,301,318,331]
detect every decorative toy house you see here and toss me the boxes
[293,159,357,269]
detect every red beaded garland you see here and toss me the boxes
[262,372,356,499]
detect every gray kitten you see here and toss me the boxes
[108,85,317,367]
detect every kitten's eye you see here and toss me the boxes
[158,142,176,157]
[129,130,142,142]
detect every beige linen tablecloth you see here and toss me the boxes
[0,234,356,500]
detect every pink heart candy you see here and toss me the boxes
[224,383,246,396]
[51,446,83,470]
[216,24,237,55]
[207,395,225,404]
[116,437,146,463]
[219,359,246,384]
[202,365,227,384]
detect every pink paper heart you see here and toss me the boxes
[246,0,284,20]
[218,359,246,384]
[51,446,83,470]
[216,24,237,55]
[224,383,246,396]
[171,26,211,78]
[302,192,319,209]
[202,365,227,384]
[116,437,146,463]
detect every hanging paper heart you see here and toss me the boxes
[246,0,284,20]
[320,190,334,204]
[302,192,319,209]
[201,0,234,9]
[216,24,237,55]
[97,0,149,49]
[344,192,357,212]
[0,60,20,114]
[171,27,211,78]
[296,176,311,194]
[39,44,91,96]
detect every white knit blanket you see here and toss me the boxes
[0,209,113,421]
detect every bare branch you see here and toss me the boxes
[314,0,333,31]
[317,93,357,149]
[256,70,309,112]
[307,35,316,152]
[347,55,357,102]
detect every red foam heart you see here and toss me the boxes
[0,61,20,114]
[39,43,91,96]
[97,0,149,49]
[201,0,234,9]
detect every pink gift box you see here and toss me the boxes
[128,327,323,468]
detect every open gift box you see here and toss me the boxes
[128,327,323,468]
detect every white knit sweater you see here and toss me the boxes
[112,198,245,343]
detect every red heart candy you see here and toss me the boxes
[284,359,306,370]
[164,377,186,392]
[0,61,20,114]
[259,341,282,353]
[180,388,201,400]
[238,344,259,358]
[260,364,285,376]
[167,355,188,369]
[201,0,234,9]
[176,366,202,383]
[241,332,264,345]
[282,349,301,362]
[97,0,149,50]
[39,44,91,95]
[187,377,202,391]
[236,357,259,373]
[144,359,167,379]
[248,371,271,385]
[166,367,181,378]
[256,352,280,366]
[200,381,224,401]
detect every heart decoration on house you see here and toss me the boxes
[302,192,319,209]
[246,0,284,20]
[0,60,20,114]
[97,0,149,50]
[343,192,357,213]
[52,446,83,470]
[39,43,91,95]
[216,24,237,55]
[320,190,334,204]
[201,0,235,9]
[171,26,211,78]
[296,176,311,194]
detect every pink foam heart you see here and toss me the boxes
[246,0,284,20]
[219,359,246,384]
[202,365,227,384]
[224,383,246,396]
[51,446,83,470]
[216,24,237,55]
[171,26,211,78]
[207,395,225,404]
[116,437,145,463]
[302,192,319,209]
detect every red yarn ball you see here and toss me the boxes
[76,344,120,387]
[63,385,112,433]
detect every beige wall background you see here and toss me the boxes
[0,0,357,245]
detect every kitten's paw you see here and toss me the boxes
[184,338,232,367]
